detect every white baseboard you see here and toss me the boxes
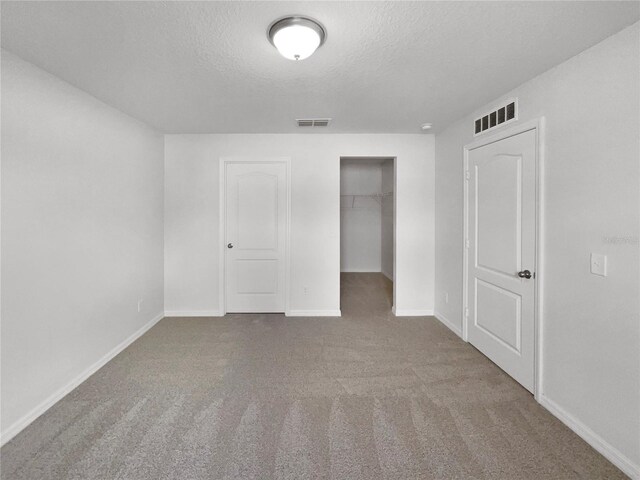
[381,269,393,281]
[164,310,224,317]
[287,310,342,317]
[538,394,639,479]
[0,311,164,447]
[434,311,463,338]
[392,308,434,317]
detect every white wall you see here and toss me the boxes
[1,51,165,442]
[340,161,382,272]
[434,23,640,475]
[381,159,394,280]
[165,134,434,316]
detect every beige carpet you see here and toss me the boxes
[1,273,626,479]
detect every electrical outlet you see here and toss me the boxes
[303,287,309,295]
[590,253,607,277]
[137,299,144,312]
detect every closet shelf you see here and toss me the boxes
[340,193,393,209]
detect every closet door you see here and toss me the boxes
[225,161,287,313]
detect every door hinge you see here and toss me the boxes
[465,239,470,248]
[465,308,469,318]
[465,170,470,181]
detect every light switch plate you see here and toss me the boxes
[590,253,607,277]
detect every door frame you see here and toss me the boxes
[462,118,545,399]
[338,156,397,313]
[219,157,292,316]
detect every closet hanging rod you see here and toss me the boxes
[340,193,393,209]
[340,192,393,197]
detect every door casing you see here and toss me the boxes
[219,157,291,316]
[339,156,397,313]
[463,118,545,399]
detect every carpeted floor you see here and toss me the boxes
[1,273,626,479]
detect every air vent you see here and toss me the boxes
[474,99,517,136]
[297,118,331,127]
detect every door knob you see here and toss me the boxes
[227,243,233,249]
[517,270,532,279]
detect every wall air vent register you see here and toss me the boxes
[297,118,331,127]
[474,99,517,135]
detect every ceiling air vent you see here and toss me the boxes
[297,118,331,127]
[474,99,517,136]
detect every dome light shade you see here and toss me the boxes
[268,16,326,61]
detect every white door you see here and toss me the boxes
[467,129,536,392]
[225,161,287,313]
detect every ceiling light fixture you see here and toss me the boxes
[268,16,326,61]
[421,123,433,131]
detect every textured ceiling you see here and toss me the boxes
[2,1,638,134]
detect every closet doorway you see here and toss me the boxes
[340,157,395,315]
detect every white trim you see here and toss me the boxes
[219,157,292,316]
[392,158,397,313]
[462,117,544,399]
[381,269,393,281]
[539,395,640,479]
[285,159,292,316]
[393,309,434,317]
[339,156,397,313]
[535,117,546,401]
[0,311,164,447]
[434,311,463,338]
[219,158,226,316]
[286,310,342,317]
[164,310,224,317]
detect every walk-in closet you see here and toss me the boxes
[340,157,395,313]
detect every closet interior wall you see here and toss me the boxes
[340,158,394,275]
